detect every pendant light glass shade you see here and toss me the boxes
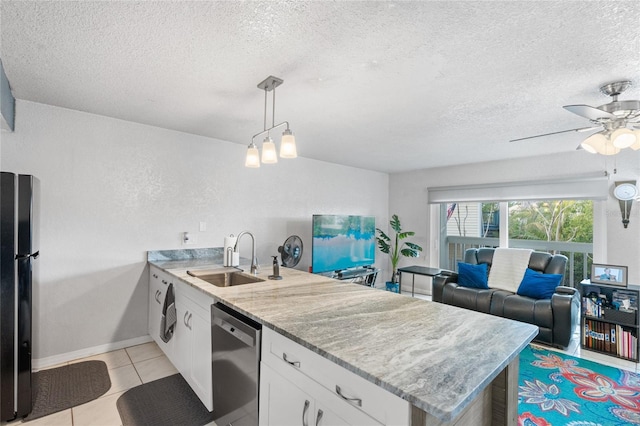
[261,137,278,163]
[245,143,261,168]
[611,128,636,148]
[280,129,297,158]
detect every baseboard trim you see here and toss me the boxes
[33,335,153,369]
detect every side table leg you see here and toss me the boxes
[412,275,415,297]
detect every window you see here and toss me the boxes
[442,199,593,286]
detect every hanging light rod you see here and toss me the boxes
[245,76,297,168]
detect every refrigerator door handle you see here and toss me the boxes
[15,252,39,260]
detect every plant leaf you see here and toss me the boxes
[377,240,390,253]
[401,248,420,258]
[390,214,401,233]
[405,242,423,252]
[376,228,390,242]
[397,231,415,239]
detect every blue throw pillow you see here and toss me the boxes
[517,268,563,299]
[457,262,489,289]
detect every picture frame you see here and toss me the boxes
[590,263,628,287]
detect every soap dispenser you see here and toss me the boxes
[268,256,282,280]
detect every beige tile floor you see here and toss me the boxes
[20,341,180,426]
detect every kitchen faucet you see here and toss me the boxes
[234,231,259,275]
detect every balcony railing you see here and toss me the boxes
[444,236,593,287]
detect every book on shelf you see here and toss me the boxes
[584,319,638,360]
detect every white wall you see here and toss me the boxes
[1,100,389,362]
[390,151,640,289]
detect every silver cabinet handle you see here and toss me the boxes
[152,273,158,279]
[302,400,310,426]
[184,311,189,327]
[283,352,300,367]
[155,290,161,304]
[161,279,168,285]
[315,409,323,426]
[187,313,193,330]
[335,385,362,407]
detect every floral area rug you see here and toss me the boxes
[518,344,640,425]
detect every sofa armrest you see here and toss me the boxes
[433,273,458,302]
[551,289,580,348]
[555,286,578,296]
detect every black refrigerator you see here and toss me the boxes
[1,172,39,421]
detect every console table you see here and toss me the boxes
[398,266,447,297]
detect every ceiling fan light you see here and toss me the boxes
[580,140,598,154]
[598,141,620,156]
[581,133,607,154]
[261,137,278,164]
[280,129,297,158]
[630,130,640,150]
[611,128,636,149]
[245,143,261,168]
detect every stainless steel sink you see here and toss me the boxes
[186,269,265,287]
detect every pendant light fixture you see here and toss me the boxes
[245,76,297,168]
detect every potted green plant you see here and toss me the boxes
[376,214,423,289]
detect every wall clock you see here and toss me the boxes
[613,181,638,228]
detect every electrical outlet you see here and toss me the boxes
[182,232,197,245]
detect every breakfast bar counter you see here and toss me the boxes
[149,256,537,425]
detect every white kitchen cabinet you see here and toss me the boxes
[174,289,213,411]
[260,362,315,426]
[148,266,213,411]
[260,328,408,426]
[148,266,175,356]
[260,362,368,426]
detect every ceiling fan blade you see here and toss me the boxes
[509,126,601,143]
[563,104,617,120]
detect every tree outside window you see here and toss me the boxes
[446,200,593,285]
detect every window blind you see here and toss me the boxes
[427,174,609,204]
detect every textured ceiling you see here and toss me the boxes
[1,1,639,173]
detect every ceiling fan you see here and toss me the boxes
[511,81,640,155]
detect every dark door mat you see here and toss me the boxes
[25,360,111,421]
[117,373,214,426]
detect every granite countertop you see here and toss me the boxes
[149,257,537,422]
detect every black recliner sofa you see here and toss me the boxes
[433,248,579,348]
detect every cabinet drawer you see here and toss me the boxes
[262,328,409,425]
[175,278,214,312]
[174,286,210,320]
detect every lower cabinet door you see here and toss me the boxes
[260,363,316,426]
[174,295,213,411]
[148,270,163,345]
[173,300,190,376]
[259,362,381,426]
[149,268,174,356]
[313,403,351,426]
[187,307,213,410]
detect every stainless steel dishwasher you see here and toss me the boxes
[211,302,262,426]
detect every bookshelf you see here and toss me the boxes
[579,280,639,362]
